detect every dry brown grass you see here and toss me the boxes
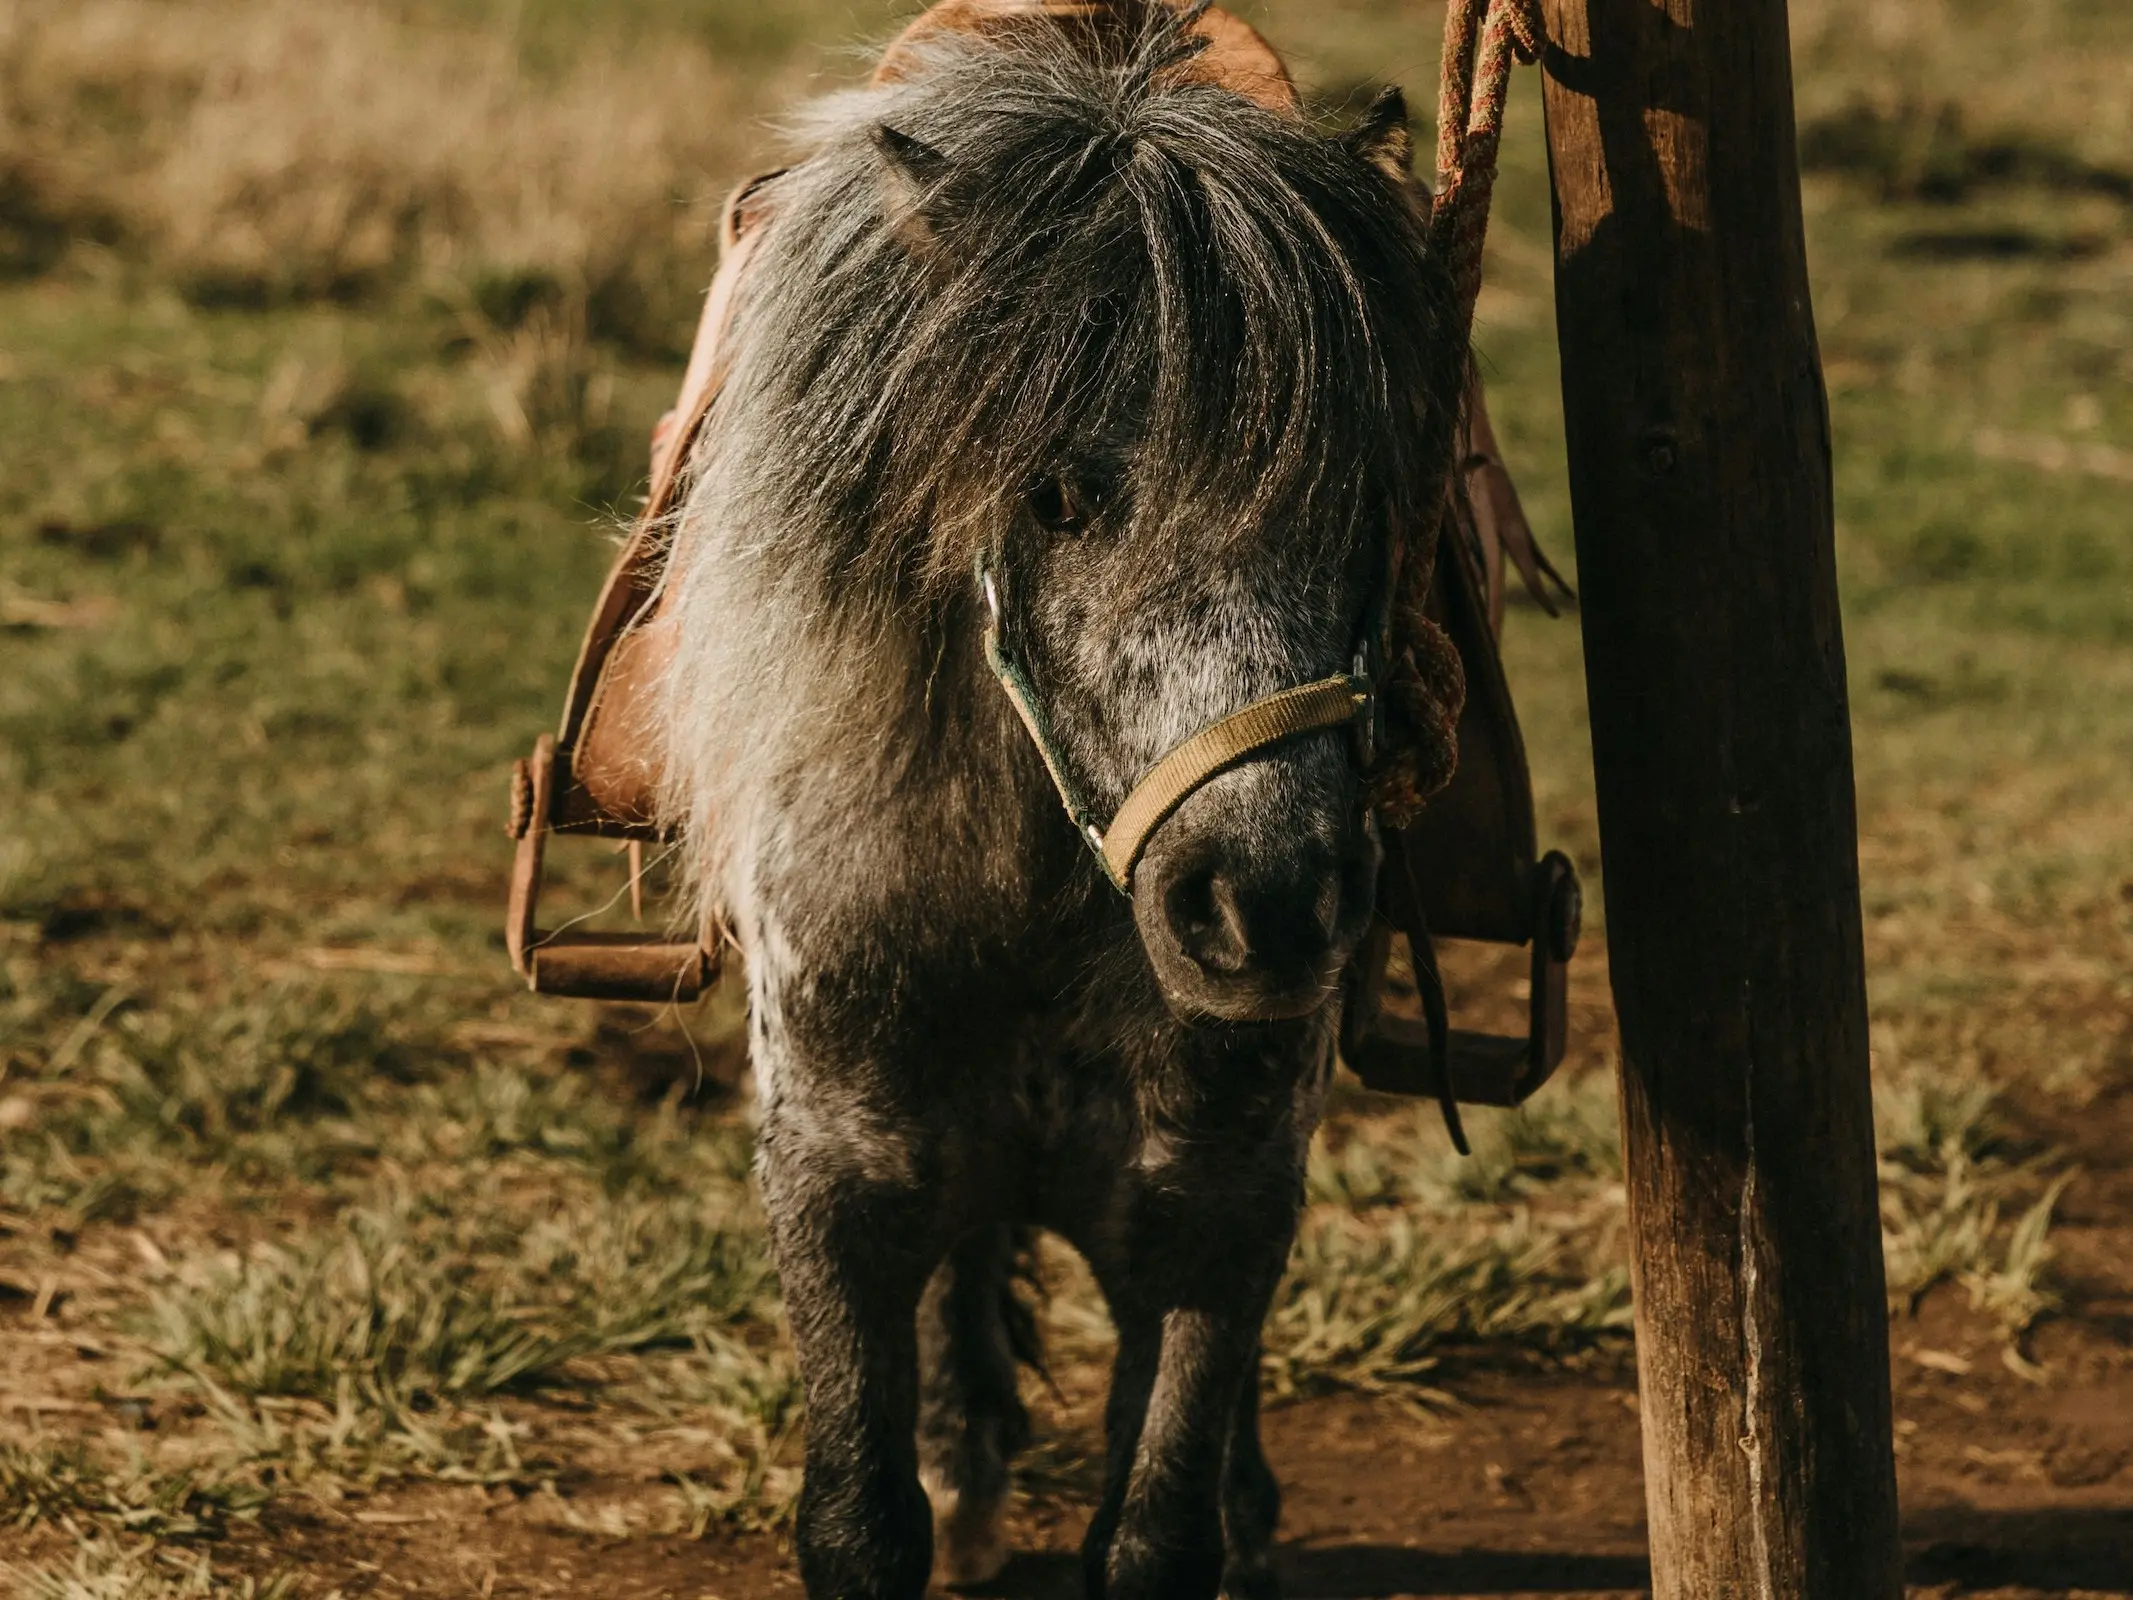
[0,0,760,349]
[1790,0,2133,159]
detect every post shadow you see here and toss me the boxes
[975,1504,2133,1598]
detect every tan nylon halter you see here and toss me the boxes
[979,558,1376,895]
[1100,676,1372,888]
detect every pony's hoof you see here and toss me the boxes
[1219,1559,1282,1600]
[924,1476,1012,1590]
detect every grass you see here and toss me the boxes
[5,1542,302,1600]
[1264,1208,1632,1403]
[1876,1059,2075,1340]
[0,0,2128,1579]
[141,1193,775,1405]
[0,1445,265,1540]
[1275,1074,1632,1401]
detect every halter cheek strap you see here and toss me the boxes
[979,559,1374,894]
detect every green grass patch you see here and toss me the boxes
[143,1192,777,1406]
[5,1542,298,1600]
[1265,1208,1632,1403]
[0,1444,265,1541]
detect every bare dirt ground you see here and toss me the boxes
[17,1228,2132,1598]
[9,950,2132,1597]
[18,1339,2133,1598]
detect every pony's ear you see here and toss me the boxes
[1345,87,1414,182]
[873,123,955,249]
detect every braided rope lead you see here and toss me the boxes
[1363,0,1542,829]
[1432,0,1545,345]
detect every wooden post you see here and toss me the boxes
[1534,1,1903,1594]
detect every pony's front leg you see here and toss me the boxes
[758,1092,939,1600]
[1082,1195,1299,1600]
[1219,1342,1283,1600]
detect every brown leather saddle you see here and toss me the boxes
[504,0,1583,1111]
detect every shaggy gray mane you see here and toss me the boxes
[657,5,1460,915]
[682,7,1457,611]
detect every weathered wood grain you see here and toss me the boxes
[1535,0,1904,1593]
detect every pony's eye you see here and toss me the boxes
[1028,475,1086,535]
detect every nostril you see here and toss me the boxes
[1166,865,1252,977]
[1163,861,1338,983]
[1242,874,1338,974]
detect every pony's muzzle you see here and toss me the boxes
[1134,766,1377,1023]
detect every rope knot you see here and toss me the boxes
[1505,0,1546,65]
[1365,610,1467,828]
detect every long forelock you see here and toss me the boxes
[691,11,1455,615]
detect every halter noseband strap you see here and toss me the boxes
[979,558,1375,894]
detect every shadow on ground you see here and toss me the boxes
[983,1548,1650,1598]
[1907,1504,2133,1593]
[973,1506,2133,1597]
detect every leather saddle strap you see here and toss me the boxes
[556,204,771,758]
[1399,851,1469,1155]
